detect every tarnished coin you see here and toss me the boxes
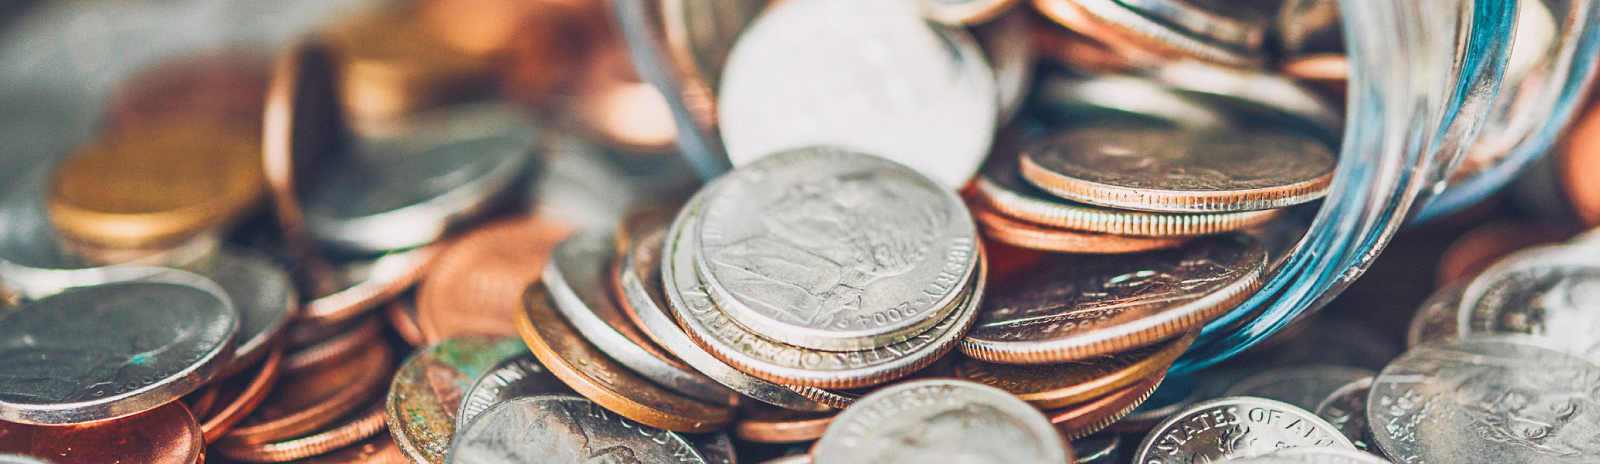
[811,379,1069,464]
[1231,448,1392,464]
[919,0,1024,24]
[619,226,831,411]
[668,190,986,388]
[1368,337,1600,463]
[0,401,202,464]
[0,271,237,424]
[694,147,978,351]
[973,205,1196,253]
[1406,281,1465,348]
[1223,365,1376,412]
[1046,371,1165,439]
[956,332,1194,409]
[387,337,528,464]
[518,284,736,432]
[1134,397,1355,462]
[447,396,707,464]
[691,431,738,464]
[301,103,538,253]
[222,343,391,446]
[717,0,997,188]
[733,403,836,443]
[1020,125,1336,213]
[1313,377,1372,450]
[201,250,296,375]
[455,353,572,429]
[417,215,572,344]
[547,231,738,406]
[1459,248,1600,360]
[961,233,1263,364]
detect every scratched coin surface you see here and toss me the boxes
[955,332,1194,409]
[961,233,1263,364]
[812,379,1069,464]
[1368,337,1600,464]
[455,353,572,429]
[717,0,996,188]
[1460,252,1600,360]
[0,272,236,424]
[1313,377,1373,450]
[695,147,978,351]
[1019,125,1336,212]
[1223,365,1377,412]
[1134,397,1355,463]
[386,336,529,464]
[446,396,707,464]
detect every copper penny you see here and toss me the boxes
[386,336,529,464]
[298,243,443,337]
[517,283,736,433]
[1030,13,1158,74]
[956,332,1193,409]
[301,434,409,464]
[416,216,571,344]
[1434,220,1571,287]
[733,403,836,443]
[0,401,202,464]
[284,315,385,374]
[1047,370,1165,439]
[216,400,388,463]
[220,342,392,446]
[384,297,426,348]
[202,346,285,443]
[182,383,222,421]
[105,51,270,136]
[1562,91,1600,228]
[975,206,1193,254]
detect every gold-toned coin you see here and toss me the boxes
[974,206,1193,254]
[386,336,529,464]
[322,4,495,125]
[955,332,1193,409]
[47,124,264,249]
[517,283,736,433]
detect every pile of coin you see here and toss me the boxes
[0,0,1596,462]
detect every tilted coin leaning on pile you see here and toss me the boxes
[0,0,1598,462]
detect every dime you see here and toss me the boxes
[1368,337,1600,463]
[668,190,986,388]
[1223,365,1376,412]
[201,250,296,375]
[717,0,996,188]
[417,215,572,343]
[919,0,1024,25]
[518,284,737,432]
[813,379,1069,464]
[300,103,538,253]
[0,271,237,424]
[386,337,528,464]
[0,401,202,464]
[215,401,389,462]
[201,346,284,443]
[548,231,738,406]
[1231,448,1392,464]
[1047,371,1165,439]
[447,396,708,464]
[1134,397,1355,462]
[1312,377,1372,450]
[1020,125,1335,212]
[733,403,836,443]
[223,343,391,446]
[455,353,573,429]
[618,229,830,411]
[1029,0,1261,67]
[695,147,979,351]
[961,233,1263,364]
[1459,248,1600,360]
[956,332,1194,409]
[1405,281,1465,348]
[1072,433,1121,464]
[972,154,1284,236]
[973,204,1195,253]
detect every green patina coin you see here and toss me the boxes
[386,336,529,464]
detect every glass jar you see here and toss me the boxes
[611,0,1600,372]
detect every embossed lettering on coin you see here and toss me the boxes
[1133,397,1355,463]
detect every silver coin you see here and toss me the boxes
[620,224,832,411]
[976,9,1032,125]
[1231,447,1393,464]
[0,269,237,424]
[1073,433,1122,464]
[1368,337,1600,463]
[716,0,996,188]
[1134,397,1355,462]
[1059,0,1262,66]
[1114,0,1271,52]
[811,379,1068,464]
[455,353,573,429]
[198,249,295,376]
[303,102,538,253]
[1459,247,1600,360]
[1313,377,1372,450]
[447,395,707,464]
[694,147,978,351]
[689,431,738,464]
[1224,365,1377,412]
[1405,281,1465,348]
[546,230,738,406]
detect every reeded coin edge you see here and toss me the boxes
[972,176,1285,236]
[1018,154,1333,213]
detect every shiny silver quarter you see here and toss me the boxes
[1459,247,1600,360]
[1134,397,1355,462]
[812,379,1068,464]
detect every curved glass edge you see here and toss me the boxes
[611,0,731,181]
[1174,0,1522,374]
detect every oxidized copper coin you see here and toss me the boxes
[974,207,1193,254]
[1434,220,1570,287]
[733,403,836,443]
[1047,370,1165,439]
[202,346,285,443]
[221,342,392,446]
[302,434,409,464]
[385,297,426,347]
[417,216,572,344]
[216,400,388,463]
[961,234,1264,363]
[956,332,1193,409]
[386,336,529,464]
[0,401,202,464]
[517,283,736,433]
